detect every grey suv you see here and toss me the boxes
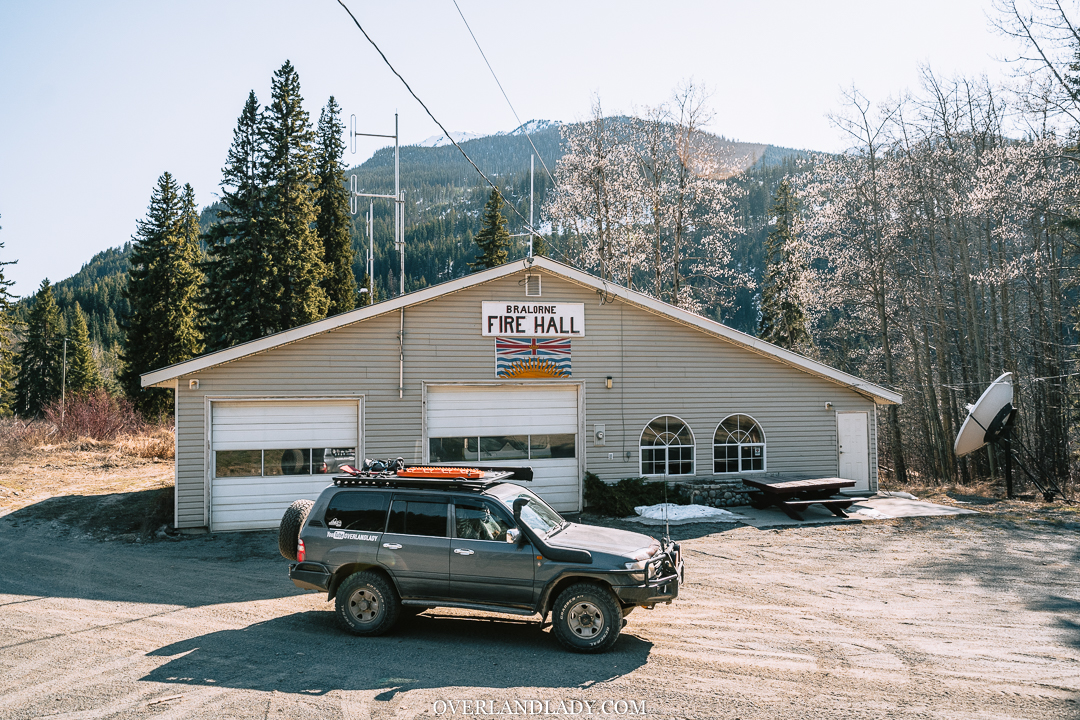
[279,463,683,653]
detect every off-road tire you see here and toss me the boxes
[335,571,400,636]
[551,582,622,653]
[278,499,314,561]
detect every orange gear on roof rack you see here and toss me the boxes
[396,467,485,479]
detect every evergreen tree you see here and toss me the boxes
[122,173,205,417]
[14,279,63,416]
[315,96,357,315]
[64,302,101,394]
[468,189,511,271]
[531,232,548,258]
[357,272,380,307]
[260,60,329,328]
[0,218,19,415]
[202,91,276,350]
[758,179,811,351]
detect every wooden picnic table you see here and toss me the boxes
[742,477,857,521]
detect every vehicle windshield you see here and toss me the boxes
[498,488,565,536]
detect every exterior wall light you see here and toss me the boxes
[606,376,613,389]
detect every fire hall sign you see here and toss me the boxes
[481,302,585,337]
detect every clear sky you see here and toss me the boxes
[0,0,1018,298]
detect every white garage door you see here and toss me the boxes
[210,399,360,531]
[425,385,582,512]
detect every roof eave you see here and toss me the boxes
[140,255,902,405]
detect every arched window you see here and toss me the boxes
[639,416,695,476]
[714,415,766,473]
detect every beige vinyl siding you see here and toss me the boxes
[173,272,881,528]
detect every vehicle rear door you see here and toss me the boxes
[376,495,450,599]
[313,490,390,570]
[449,496,535,606]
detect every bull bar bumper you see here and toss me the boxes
[612,540,684,607]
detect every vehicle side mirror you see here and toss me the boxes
[512,498,528,520]
[505,528,521,544]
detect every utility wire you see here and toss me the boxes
[451,0,556,185]
[335,0,543,240]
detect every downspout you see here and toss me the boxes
[399,307,404,399]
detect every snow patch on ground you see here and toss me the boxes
[626,503,748,525]
[849,505,893,520]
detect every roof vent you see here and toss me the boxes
[524,273,541,296]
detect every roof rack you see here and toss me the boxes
[331,463,532,490]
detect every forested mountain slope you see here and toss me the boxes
[30,122,808,354]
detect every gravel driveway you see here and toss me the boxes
[0,511,1077,719]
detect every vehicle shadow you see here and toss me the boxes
[142,610,652,693]
[576,513,747,542]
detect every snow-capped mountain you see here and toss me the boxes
[506,119,561,136]
[415,120,562,148]
[415,131,486,148]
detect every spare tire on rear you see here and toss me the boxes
[279,498,315,560]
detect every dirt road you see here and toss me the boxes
[1,511,1077,719]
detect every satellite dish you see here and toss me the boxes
[954,373,1069,504]
[954,372,1015,457]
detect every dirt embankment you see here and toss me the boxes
[0,429,174,540]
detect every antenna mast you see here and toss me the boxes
[529,154,534,258]
[349,113,404,298]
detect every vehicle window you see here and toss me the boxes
[454,499,511,541]
[324,491,390,532]
[386,499,448,537]
[499,490,564,536]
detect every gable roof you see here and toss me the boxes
[142,256,901,405]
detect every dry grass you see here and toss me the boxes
[879,474,1080,525]
[0,420,175,521]
[115,425,175,460]
[0,417,56,461]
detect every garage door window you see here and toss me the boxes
[215,450,263,477]
[429,434,575,463]
[214,447,356,477]
[640,416,695,476]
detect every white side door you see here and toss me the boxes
[836,411,870,493]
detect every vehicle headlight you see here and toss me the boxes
[625,543,661,577]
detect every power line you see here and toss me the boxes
[334,0,544,241]
[450,0,556,185]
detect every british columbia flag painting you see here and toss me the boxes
[496,337,572,378]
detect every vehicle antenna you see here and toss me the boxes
[663,469,670,543]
